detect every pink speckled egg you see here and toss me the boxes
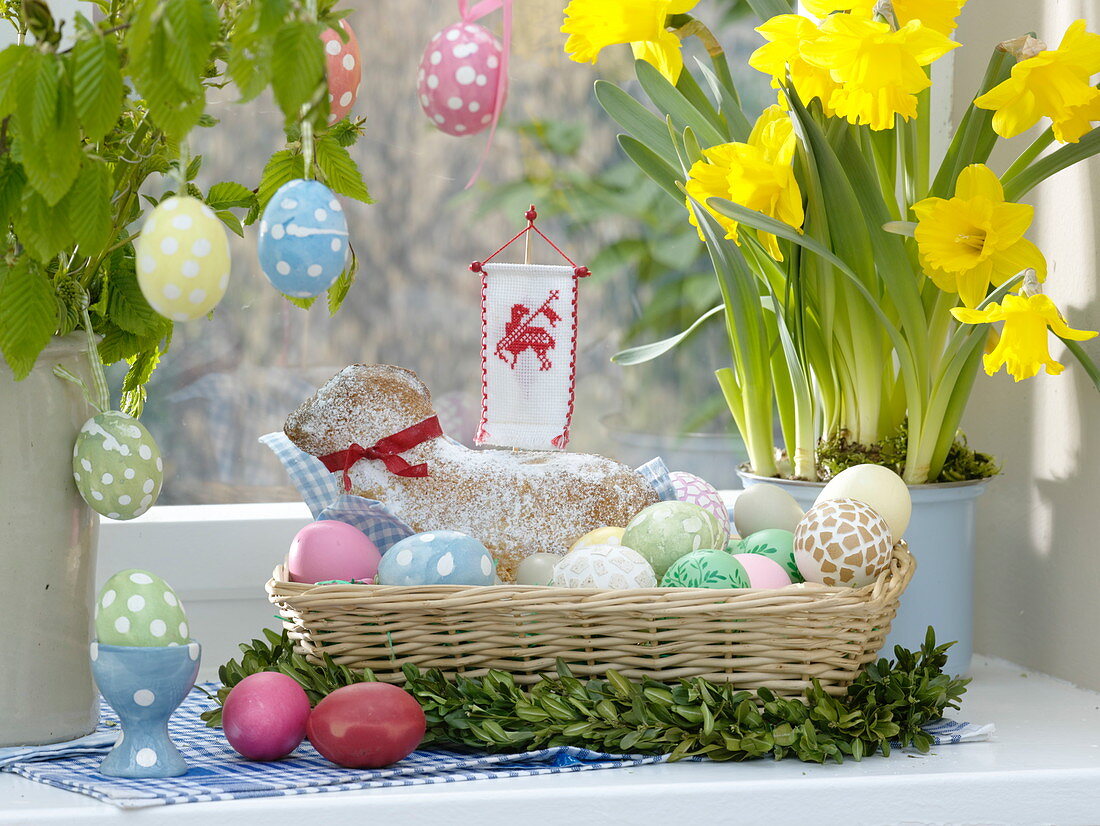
[732,553,793,590]
[322,20,361,124]
[417,22,505,136]
[669,471,731,544]
[288,520,381,584]
[222,673,312,761]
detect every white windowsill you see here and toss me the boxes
[2,654,1100,824]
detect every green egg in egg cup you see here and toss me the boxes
[90,570,199,778]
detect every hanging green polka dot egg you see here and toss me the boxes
[135,195,231,322]
[95,569,190,647]
[73,411,163,520]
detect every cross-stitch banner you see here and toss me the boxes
[476,263,578,450]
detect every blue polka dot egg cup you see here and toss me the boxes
[378,530,496,586]
[89,641,201,778]
[257,179,349,298]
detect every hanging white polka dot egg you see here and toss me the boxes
[322,20,361,124]
[417,22,505,136]
[257,179,349,298]
[72,411,163,520]
[135,196,230,322]
[94,569,189,647]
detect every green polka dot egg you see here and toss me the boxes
[660,549,750,589]
[73,411,163,520]
[738,528,804,583]
[95,569,189,647]
[135,195,230,322]
[621,501,727,578]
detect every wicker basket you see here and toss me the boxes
[267,543,914,698]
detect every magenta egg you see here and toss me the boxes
[322,20,361,124]
[288,520,381,584]
[222,673,312,761]
[417,22,505,136]
[669,471,731,540]
[732,553,793,590]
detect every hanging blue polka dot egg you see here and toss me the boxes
[257,179,349,298]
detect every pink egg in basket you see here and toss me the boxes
[669,471,731,543]
[732,553,792,590]
[322,20,361,124]
[417,22,505,136]
[288,520,381,584]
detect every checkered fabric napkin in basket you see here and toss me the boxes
[1,686,668,808]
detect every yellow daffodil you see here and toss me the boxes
[684,105,803,260]
[561,0,699,84]
[802,0,967,37]
[749,15,839,115]
[951,293,1097,381]
[912,164,1046,308]
[974,20,1100,143]
[800,15,958,130]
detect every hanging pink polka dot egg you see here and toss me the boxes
[417,22,505,137]
[323,20,361,125]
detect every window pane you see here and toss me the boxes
[132,0,768,504]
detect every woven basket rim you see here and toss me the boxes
[268,543,913,615]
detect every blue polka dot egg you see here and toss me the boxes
[257,179,348,298]
[377,530,496,586]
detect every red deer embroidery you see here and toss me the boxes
[495,291,562,371]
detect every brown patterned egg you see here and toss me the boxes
[793,498,892,587]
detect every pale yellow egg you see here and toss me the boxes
[570,526,625,552]
[135,196,231,322]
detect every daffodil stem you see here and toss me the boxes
[1060,336,1100,393]
[1001,126,1055,186]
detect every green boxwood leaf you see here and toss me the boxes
[0,259,58,380]
[314,136,372,203]
[69,33,123,142]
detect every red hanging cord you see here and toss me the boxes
[470,206,590,278]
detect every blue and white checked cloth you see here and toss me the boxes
[0,686,993,808]
[259,431,678,552]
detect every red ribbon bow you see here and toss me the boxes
[318,416,443,492]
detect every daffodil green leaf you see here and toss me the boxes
[612,304,723,365]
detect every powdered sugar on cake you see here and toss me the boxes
[284,364,657,581]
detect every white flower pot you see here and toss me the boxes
[0,335,100,745]
[738,471,989,676]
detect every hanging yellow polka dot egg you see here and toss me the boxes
[135,196,231,322]
[73,411,163,520]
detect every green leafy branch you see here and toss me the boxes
[201,627,969,764]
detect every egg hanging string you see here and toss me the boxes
[458,0,512,189]
[52,306,111,415]
[301,0,318,181]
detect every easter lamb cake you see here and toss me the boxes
[284,363,658,581]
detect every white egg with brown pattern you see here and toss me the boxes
[793,498,893,588]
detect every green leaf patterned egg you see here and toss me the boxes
[95,569,189,647]
[72,412,163,520]
[622,501,727,578]
[738,528,804,583]
[661,549,750,589]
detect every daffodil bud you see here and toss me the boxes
[999,34,1047,60]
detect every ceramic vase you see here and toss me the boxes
[90,641,201,778]
[739,471,988,676]
[0,335,99,746]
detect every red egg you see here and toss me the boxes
[417,22,505,136]
[222,673,312,761]
[322,20,361,124]
[306,683,426,769]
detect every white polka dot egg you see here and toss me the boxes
[72,411,163,520]
[258,180,348,298]
[377,530,496,586]
[94,569,189,647]
[323,20,361,124]
[417,22,505,136]
[135,196,230,322]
